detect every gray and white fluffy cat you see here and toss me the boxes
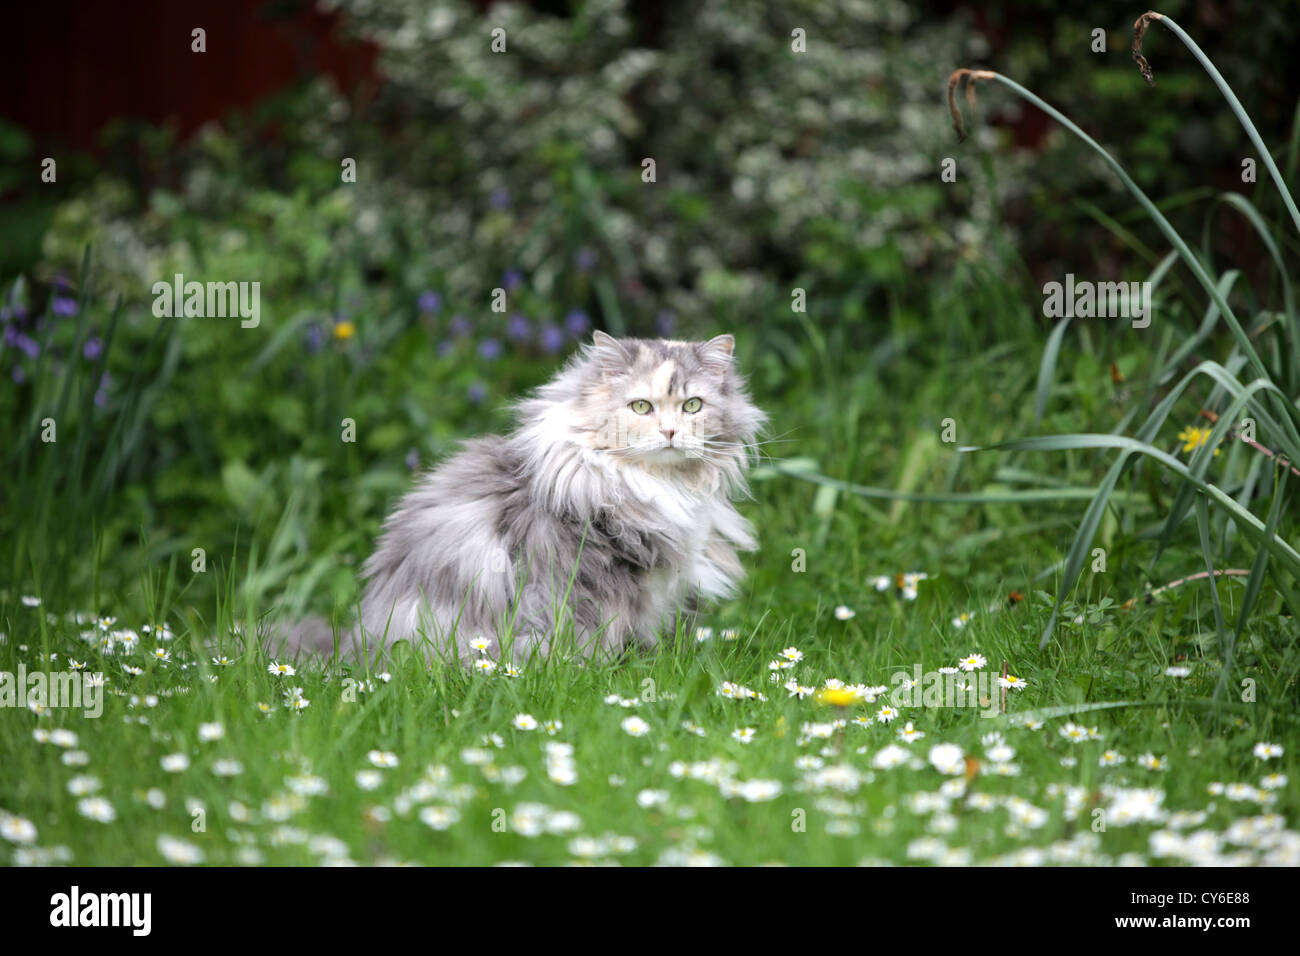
[277,331,765,664]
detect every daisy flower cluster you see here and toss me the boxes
[717,681,766,701]
[869,571,929,601]
[462,636,522,677]
[3,597,1298,868]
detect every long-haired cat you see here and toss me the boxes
[276,331,765,664]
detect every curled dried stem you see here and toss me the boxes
[1132,11,1165,87]
[947,68,997,141]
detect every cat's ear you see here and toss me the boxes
[697,334,735,375]
[590,330,634,377]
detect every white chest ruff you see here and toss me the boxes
[634,497,744,632]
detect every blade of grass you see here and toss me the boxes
[949,68,1300,453]
[1135,12,1300,238]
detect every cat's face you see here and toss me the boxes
[580,332,759,468]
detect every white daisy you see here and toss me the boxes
[871,745,909,769]
[620,716,650,737]
[66,775,101,796]
[419,806,460,830]
[156,835,203,864]
[1058,722,1088,743]
[0,814,38,844]
[928,743,965,775]
[77,797,116,823]
[897,722,925,742]
[160,753,190,773]
[1137,752,1167,771]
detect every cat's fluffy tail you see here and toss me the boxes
[265,614,347,660]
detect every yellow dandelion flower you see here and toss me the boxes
[334,321,356,341]
[816,688,859,708]
[1177,426,1218,457]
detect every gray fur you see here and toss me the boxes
[270,332,765,666]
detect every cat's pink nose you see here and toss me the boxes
[661,428,676,441]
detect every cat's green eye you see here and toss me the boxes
[629,400,653,415]
[683,397,703,413]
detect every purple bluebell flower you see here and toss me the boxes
[304,323,324,355]
[449,315,472,337]
[539,324,564,354]
[478,338,502,360]
[17,333,39,360]
[405,447,419,470]
[467,382,487,404]
[51,296,78,317]
[418,290,442,315]
[564,310,591,338]
[436,339,454,358]
[575,247,598,272]
[11,365,25,383]
[506,313,531,342]
[489,188,511,210]
[83,336,103,361]
[502,269,524,293]
[655,310,677,336]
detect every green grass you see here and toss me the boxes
[3,323,1297,866]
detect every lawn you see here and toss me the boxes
[3,314,1295,866]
